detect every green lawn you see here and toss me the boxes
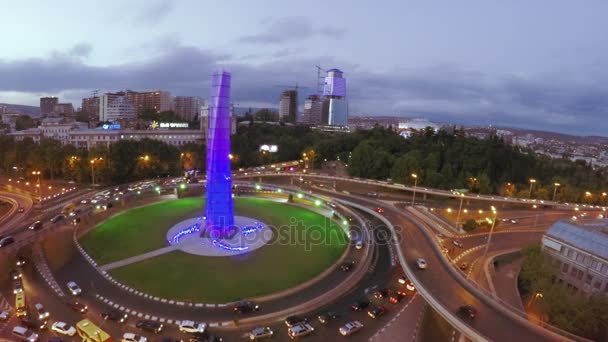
[82,197,348,302]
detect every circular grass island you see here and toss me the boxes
[79,197,348,303]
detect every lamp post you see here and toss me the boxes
[528,179,536,198]
[481,206,498,263]
[411,173,418,206]
[455,193,465,230]
[552,183,560,202]
[90,157,103,185]
[31,170,41,200]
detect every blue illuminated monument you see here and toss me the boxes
[204,70,234,239]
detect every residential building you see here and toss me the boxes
[300,95,323,125]
[174,96,203,121]
[82,96,100,120]
[125,90,172,114]
[40,97,58,116]
[99,92,136,122]
[200,103,237,136]
[542,219,608,297]
[53,103,74,116]
[279,90,297,123]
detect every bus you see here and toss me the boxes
[76,319,112,342]
[15,291,26,318]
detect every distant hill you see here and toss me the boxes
[0,103,40,117]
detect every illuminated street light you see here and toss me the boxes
[314,199,322,206]
[528,178,536,198]
[455,193,465,230]
[411,173,418,207]
[482,205,499,262]
[552,183,560,202]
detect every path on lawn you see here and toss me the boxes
[99,245,180,271]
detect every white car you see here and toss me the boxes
[12,326,38,342]
[249,327,273,340]
[452,240,463,248]
[416,258,427,270]
[66,281,82,296]
[355,241,363,250]
[287,323,314,339]
[178,320,206,334]
[51,321,76,336]
[339,320,364,336]
[34,303,49,320]
[121,333,147,342]
[0,310,10,321]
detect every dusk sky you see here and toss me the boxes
[2,0,608,135]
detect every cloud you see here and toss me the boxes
[1,44,607,136]
[238,16,345,44]
[132,0,175,24]
[69,43,93,58]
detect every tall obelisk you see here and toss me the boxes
[204,70,234,239]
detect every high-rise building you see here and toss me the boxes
[53,103,74,116]
[323,68,348,126]
[174,96,203,121]
[82,96,100,120]
[125,90,172,114]
[99,92,136,122]
[300,95,323,125]
[279,90,297,122]
[40,97,58,116]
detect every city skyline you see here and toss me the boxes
[2,0,608,136]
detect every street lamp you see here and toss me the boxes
[90,157,103,185]
[552,183,560,202]
[411,173,418,206]
[481,206,498,263]
[32,170,41,198]
[528,179,536,198]
[455,193,465,230]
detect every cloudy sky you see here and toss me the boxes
[2,0,608,135]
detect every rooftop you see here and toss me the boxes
[545,220,608,261]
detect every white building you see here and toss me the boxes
[8,117,87,144]
[99,92,136,122]
[68,127,205,150]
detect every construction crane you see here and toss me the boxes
[91,89,99,97]
[315,65,326,95]
[274,82,310,93]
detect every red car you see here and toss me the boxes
[375,207,384,214]
[389,291,406,304]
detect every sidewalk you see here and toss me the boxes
[491,255,525,312]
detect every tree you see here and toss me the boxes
[462,219,478,232]
[15,115,36,131]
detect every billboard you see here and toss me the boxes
[259,144,278,153]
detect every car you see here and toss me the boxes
[317,311,340,324]
[11,268,22,280]
[51,322,76,336]
[389,291,406,304]
[367,306,386,319]
[340,260,355,272]
[189,332,222,342]
[373,289,389,300]
[0,309,10,321]
[367,192,378,198]
[460,262,468,270]
[71,217,81,225]
[452,240,463,248]
[81,199,88,204]
[68,301,88,313]
[287,315,312,327]
[248,326,273,340]
[20,315,48,330]
[355,241,364,250]
[66,281,82,296]
[122,333,147,342]
[34,303,49,320]
[458,305,477,320]
[287,323,314,339]
[136,319,163,334]
[510,219,518,224]
[12,326,39,342]
[16,255,27,267]
[398,277,407,285]
[179,320,206,334]
[350,300,370,311]
[100,309,128,323]
[14,279,24,294]
[338,320,364,336]
[0,236,15,247]
[50,215,65,224]
[233,301,260,314]
[18,206,25,213]
[375,207,384,214]
[416,258,427,270]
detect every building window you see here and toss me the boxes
[585,274,593,285]
[593,280,601,289]
[571,267,578,277]
[576,254,583,263]
[577,270,584,280]
[562,263,569,273]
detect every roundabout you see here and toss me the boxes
[78,196,350,303]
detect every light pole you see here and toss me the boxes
[90,157,103,185]
[411,173,418,206]
[32,170,41,200]
[481,206,498,263]
[552,182,560,202]
[528,179,536,198]
[455,193,465,230]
